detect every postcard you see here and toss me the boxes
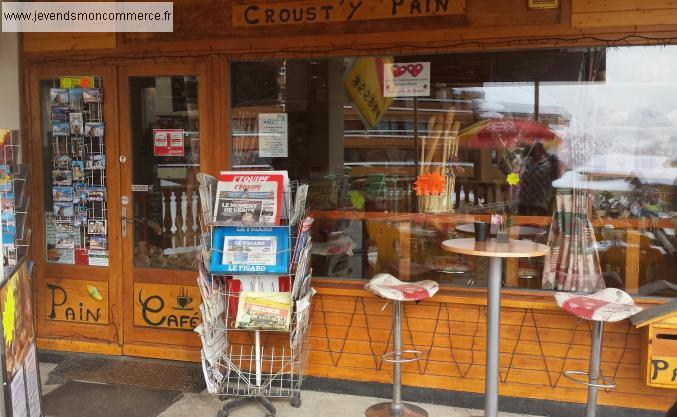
[55,231,74,249]
[52,170,72,186]
[74,183,87,203]
[1,193,15,223]
[53,202,74,218]
[86,186,106,202]
[84,122,104,137]
[0,165,12,192]
[85,155,105,170]
[51,106,69,121]
[52,121,70,136]
[69,112,83,135]
[68,88,83,104]
[87,220,107,235]
[82,88,101,103]
[54,154,71,170]
[50,88,69,105]
[70,137,84,159]
[89,235,107,250]
[52,186,74,202]
[54,221,74,235]
[74,206,88,226]
[71,160,85,182]
[88,250,109,266]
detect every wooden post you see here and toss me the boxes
[398,222,412,281]
[625,229,641,294]
[505,226,520,287]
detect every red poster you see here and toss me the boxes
[153,129,185,156]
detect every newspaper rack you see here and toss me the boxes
[196,173,313,417]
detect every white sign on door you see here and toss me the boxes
[384,62,431,97]
[258,113,288,158]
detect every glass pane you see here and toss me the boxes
[129,75,200,270]
[42,77,109,266]
[229,50,677,297]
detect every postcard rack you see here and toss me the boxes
[196,173,313,417]
[0,130,30,267]
[46,76,109,266]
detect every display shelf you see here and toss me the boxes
[44,76,109,267]
[196,172,314,417]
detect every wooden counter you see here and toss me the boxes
[307,279,673,411]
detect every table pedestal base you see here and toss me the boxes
[485,257,502,417]
[366,403,428,417]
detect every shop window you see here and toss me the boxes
[229,47,676,297]
[129,75,200,270]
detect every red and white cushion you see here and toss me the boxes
[365,273,439,302]
[555,288,642,322]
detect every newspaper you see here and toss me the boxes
[234,291,292,331]
[221,235,277,266]
[289,184,308,227]
[213,172,284,225]
[196,173,217,224]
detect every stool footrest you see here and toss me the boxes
[563,370,616,389]
[382,350,426,363]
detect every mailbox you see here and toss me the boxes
[632,300,677,388]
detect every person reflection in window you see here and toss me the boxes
[519,141,555,216]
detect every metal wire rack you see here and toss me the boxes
[0,130,30,267]
[196,175,313,417]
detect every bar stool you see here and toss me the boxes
[555,288,642,417]
[364,273,439,417]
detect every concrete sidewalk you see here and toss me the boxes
[39,360,541,417]
[156,390,540,417]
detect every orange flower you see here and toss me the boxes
[414,173,446,196]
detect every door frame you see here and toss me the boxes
[28,63,124,355]
[117,58,215,360]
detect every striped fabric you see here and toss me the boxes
[542,188,605,292]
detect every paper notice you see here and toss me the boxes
[24,344,42,417]
[11,366,27,417]
[384,62,431,97]
[258,113,288,158]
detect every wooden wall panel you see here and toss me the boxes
[23,33,116,53]
[572,0,677,28]
[306,293,676,411]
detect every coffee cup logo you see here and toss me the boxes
[174,287,194,311]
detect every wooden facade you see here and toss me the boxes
[19,0,677,412]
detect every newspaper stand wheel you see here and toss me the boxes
[290,396,302,408]
[195,175,314,417]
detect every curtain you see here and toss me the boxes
[541,188,605,292]
[542,130,605,292]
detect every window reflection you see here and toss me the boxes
[130,75,200,270]
[230,47,676,297]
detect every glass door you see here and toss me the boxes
[30,66,124,355]
[119,62,212,356]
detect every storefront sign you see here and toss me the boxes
[134,283,201,331]
[59,76,95,89]
[650,356,677,386]
[45,279,109,324]
[344,57,394,129]
[384,62,431,97]
[258,113,288,158]
[233,0,466,27]
[153,129,185,157]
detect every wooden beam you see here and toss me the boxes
[625,229,641,294]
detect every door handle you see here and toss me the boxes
[121,207,128,238]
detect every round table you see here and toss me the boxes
[441,238,549,417]
[455,223,546,238]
